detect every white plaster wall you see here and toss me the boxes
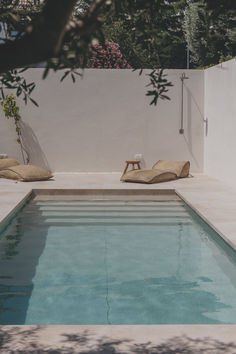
[204,59,236,186]
[0,69,204,172]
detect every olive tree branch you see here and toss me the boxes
[0,0,77,73]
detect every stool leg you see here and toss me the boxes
[137,162,141,170]
[122,162,129,176]
[132,163,135,170]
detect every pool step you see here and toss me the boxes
[37,211,190,218]
[21,221,193,226]
[18,216,192,227]
[33,201,184,207]
[31,206,187,212]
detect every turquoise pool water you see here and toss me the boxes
[0,198,236,324]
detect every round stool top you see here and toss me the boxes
[125,160,141,163]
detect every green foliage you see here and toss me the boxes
[0,94,29,164]
[0,1,41,105]
[219,55,235,64]
[0,69,38,106]
[183,0,236,67]
[0,0,177,105]
[103,0,188,69]
[146,69,173,105]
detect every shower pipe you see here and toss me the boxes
[179,72,189,134]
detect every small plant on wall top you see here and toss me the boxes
[1,94,29,164]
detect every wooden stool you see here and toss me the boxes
[122,160,141,176]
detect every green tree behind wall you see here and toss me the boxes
[100,0,188,69]
[183,0,236,67]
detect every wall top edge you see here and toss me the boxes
[205,58,236,72]
[20,68,205,73]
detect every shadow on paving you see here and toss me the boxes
[0,326,236,353]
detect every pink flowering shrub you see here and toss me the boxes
[87,42,132,69]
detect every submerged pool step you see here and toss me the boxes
[21,211,190,219]
[48,217,192,224]
[37,211,190,218]
[19,215,192,228]
[33,201,184,207]
[15,200,192,227]
[32,206,187,212]
[21,220,193,227]
[19,216,192,226]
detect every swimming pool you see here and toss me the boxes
[0,195,236,325]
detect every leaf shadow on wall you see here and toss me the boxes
[19,121,51,171]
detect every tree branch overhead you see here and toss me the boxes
[0,0,107,73]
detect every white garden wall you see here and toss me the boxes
[204,59,236,186]
[0,69,204,173]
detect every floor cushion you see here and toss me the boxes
[0,165,53,181]
[152,160,190,178]
[120,169,177,184]
[0,158,19,170]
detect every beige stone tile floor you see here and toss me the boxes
[0,325,236,353]
[0,172,236,352]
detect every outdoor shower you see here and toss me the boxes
[179,72,189,134]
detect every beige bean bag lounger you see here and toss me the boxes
[0,164,53,181]
[121,160,190,184]
[0,158,19,170]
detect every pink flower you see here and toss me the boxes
[87,41,132,69]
